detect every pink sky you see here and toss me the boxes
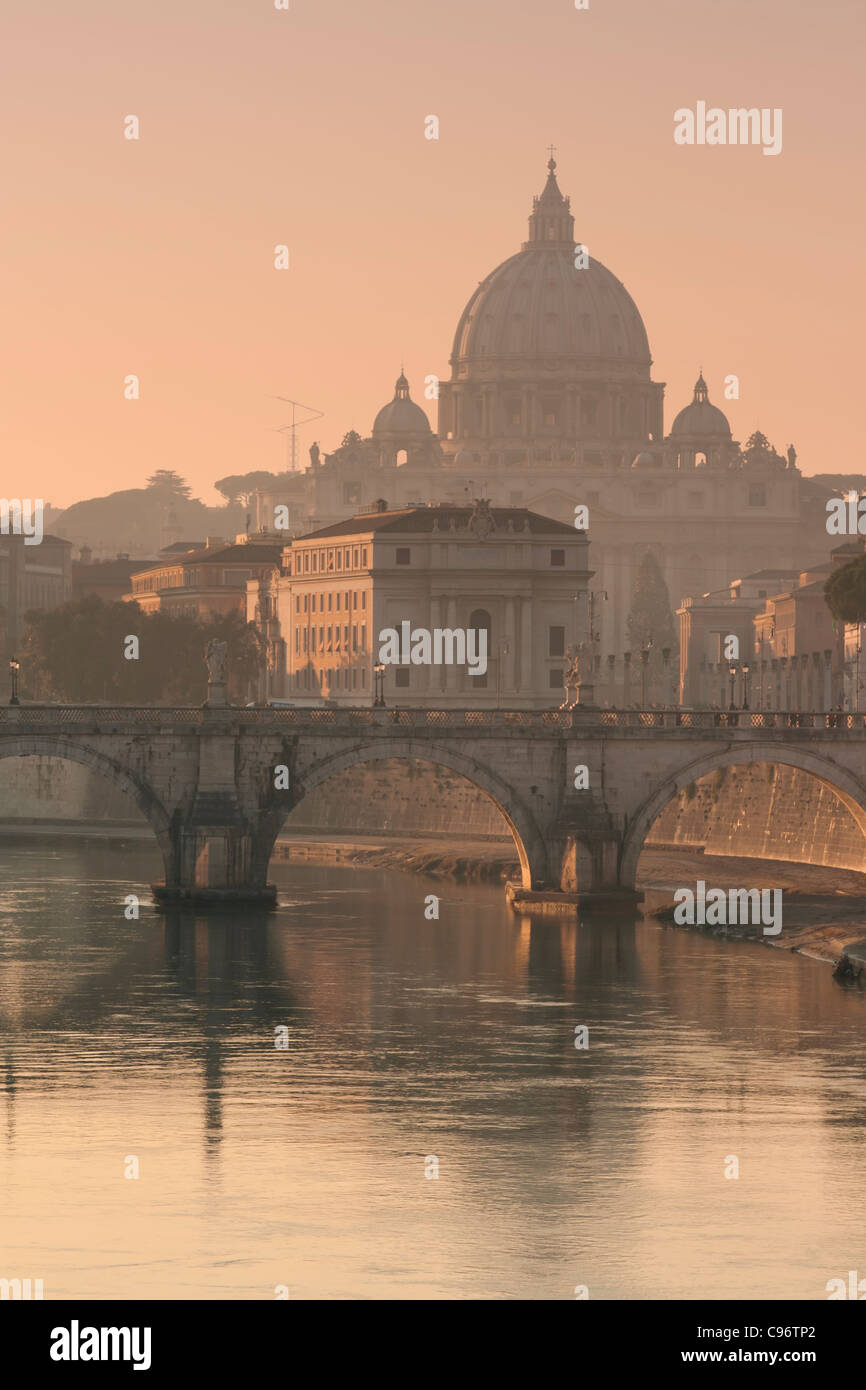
[3,0,863,507]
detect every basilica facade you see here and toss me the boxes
[254,157,821,670]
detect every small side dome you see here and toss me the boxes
[670,373,731,439]
[372,371,432,438]
[631,450,660,469]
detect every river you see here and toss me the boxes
[1,838,864,1300]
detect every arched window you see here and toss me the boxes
[396,448,408,466]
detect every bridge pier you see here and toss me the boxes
[152,825,277,909]
[507,795,643,917]
[152,714,278,909]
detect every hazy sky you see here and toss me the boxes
[4,0,863,507]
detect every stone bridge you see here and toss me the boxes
[1,705,866,910]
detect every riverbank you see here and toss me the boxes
[2,821,865,973]
[642,846,866,975]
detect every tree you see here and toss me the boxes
[214,471,281,508]
[146,470,192,499]
[626,551,678,704]
[627,550,677,654]
[19,598,266,704]
[825,556,866,624]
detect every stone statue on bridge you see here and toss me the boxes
[561,641,595,709]
[204,639,229,707]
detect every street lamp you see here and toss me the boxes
[8,657,20,706]
[742,662,750,711]
[373,662,386,707]
[728,663,739,710]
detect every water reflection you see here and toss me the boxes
[0,839,864,1299]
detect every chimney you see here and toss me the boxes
[205,536,223,550]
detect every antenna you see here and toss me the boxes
[270,396,325,472]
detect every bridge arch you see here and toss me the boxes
[0,735,175,878]
[620,741,866,890]
[257,738,549,890]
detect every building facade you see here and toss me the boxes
[0,532,73,661]
[247,501,592,708]
[251,156,818,671]
[127,535,282,620]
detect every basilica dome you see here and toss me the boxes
[450,158,651,374]
[670,374,731,438]
[373,371,431,437]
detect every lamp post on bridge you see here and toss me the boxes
[373,662,386,707]
[8,657,20,706]
[728,662,739,711]
[742,662,750,711]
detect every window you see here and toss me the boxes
[353,548,359,567]
[337,551,342,570]
[361,623,366,650]
[343,483,361,505]
[549,669,563,689]
[295,630,300,653]
[336,593,341,611]
[395,667,410,688]
[396,547,410,565]
[309,553,314,572]
[295,596,300,613]
[362,548,368,566]
[749,486,767,507]
[688,490,702,509]
[311,594,316,613]
[352,625,358,652]
[353,591,358,610]
[549,625,565,657]
[327,593,332,612]
[303,594,309,612]
[362,592,367,610]
[550,549,565,567]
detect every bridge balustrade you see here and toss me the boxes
[1,706,865,732]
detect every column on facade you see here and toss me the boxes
[445,595,459,695]
[520,596,533,698]
[504,597,516,694]
[428,595,442,699]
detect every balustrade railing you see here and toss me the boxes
[0,706,863,732]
